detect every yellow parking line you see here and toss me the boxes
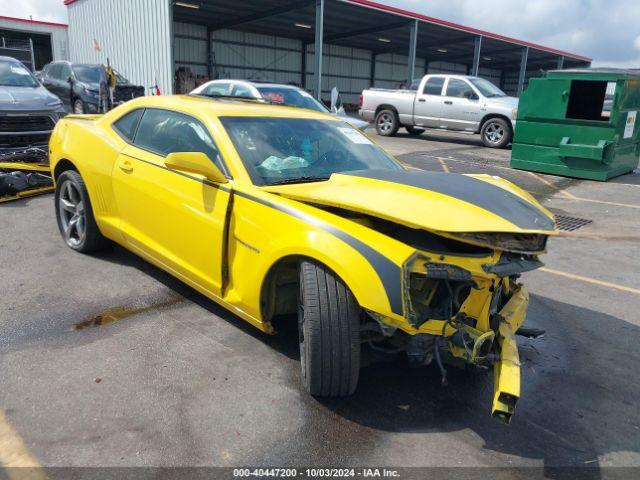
[0,410,45,479]
[438,158,450,173]
[526,171,577,199]
[540,268,640,295]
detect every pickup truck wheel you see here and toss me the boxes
[55,170,110,253]
[298,261,360,397]
[375,109,399,137]
[481,118,512,148]
[405,126,425,136]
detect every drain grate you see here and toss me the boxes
[554,215,593,232]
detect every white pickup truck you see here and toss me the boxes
[359,75,518,148]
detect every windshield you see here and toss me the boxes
[220,117,402,186]
[73,65,102,84]
[468,78,506,97]
[0,60,38,87]
[257,87,329,113]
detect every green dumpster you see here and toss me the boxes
[511,69,640,181]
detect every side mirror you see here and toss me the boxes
[67,76,74,84]
[165,152,228,184]
[465,90,479,100]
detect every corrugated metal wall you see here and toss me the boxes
[0,18,68,62]
[67,0,172,95]
[211,29,303,84]
[306,44,372,104]
[373,53,426,89]
[174,21,208,77]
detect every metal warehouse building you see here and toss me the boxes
[0,16,68,71]
[64,0,591,104]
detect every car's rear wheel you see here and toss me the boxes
[298,261,360,397]
[375,109,399,137]
[405,125,425,136]
[55,170,109,253]
[481,117,512,148]
[73,98,85,114]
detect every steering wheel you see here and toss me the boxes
[315,149,347,169]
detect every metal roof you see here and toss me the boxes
[167,0,591,71]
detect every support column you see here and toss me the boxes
[557,55,565,70]
[206,27,212,79]
[301,42,307,88]
[471,35,482,76]
[313,0,324,100]
[517,46,529,96]
[370,52,376,87]
[407,19,418,85]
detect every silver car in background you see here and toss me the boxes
[359,74,518,148]
[191,80,370,131]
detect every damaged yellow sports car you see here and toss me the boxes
[49,95,556,423]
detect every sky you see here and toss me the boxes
[1,0,638,67]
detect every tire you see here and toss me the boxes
[405,126,425,136]
[55,170,110,253]
[73,98,85,114]
[298,261,361,397]
[481,117,512,148]
[375,109,399,137]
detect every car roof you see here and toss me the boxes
[118,94,336,120]
[204,79,303,91]
[0,56,21,63]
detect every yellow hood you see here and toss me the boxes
[264,169,556,234]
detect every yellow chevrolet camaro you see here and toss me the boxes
[49,94,556,423]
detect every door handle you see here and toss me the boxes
[418,98,426,103]
[444,101,453,105]
[119,160,133,173]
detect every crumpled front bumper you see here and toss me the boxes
[491,285,529,424]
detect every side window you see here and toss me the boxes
[112,109,143,142]
[59,63,72,81]
[203,82,231,97]
[133,109,226,173]
[422,77,445,96]
[232,84,254,98]
[446,79,475,99]
[48,64,62,80]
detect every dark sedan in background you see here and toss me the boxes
[0,56,66,153]
[40,61,144,114]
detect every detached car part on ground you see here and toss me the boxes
[49,95,556,424]
[359,74,518,148]
[0,56,59,201]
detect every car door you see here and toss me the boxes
[413,76,446,128]
[440,78,482,131]
[41,64,63,101]
[111,107,231,296]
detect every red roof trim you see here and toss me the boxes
[0,15,68,28]
[342,0,592,63]
[63,0,78,5]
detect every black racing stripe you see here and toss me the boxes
[117,154,404,315]
[342,169,555,231]
[234,190,404,316]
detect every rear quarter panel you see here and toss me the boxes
[49,115,125,241]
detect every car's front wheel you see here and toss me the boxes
[55,170,109,253]
[298,261,360,397]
